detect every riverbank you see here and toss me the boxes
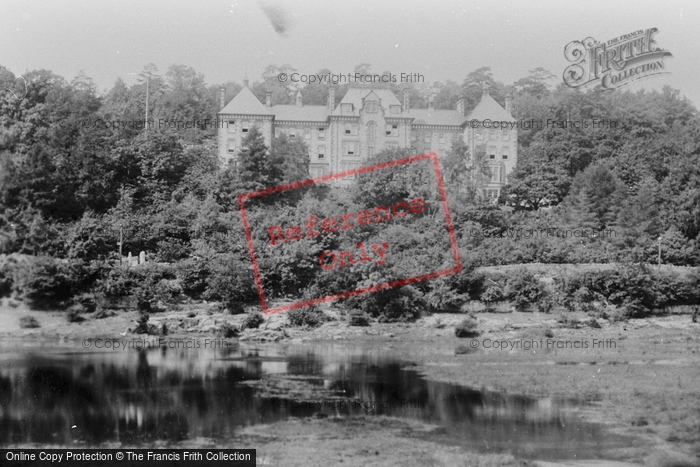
[1,298,699,466]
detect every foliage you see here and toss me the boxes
[287,306,326,328]
[203,254,258,312]
[242,311,265,330]
[12,257,73,309]
[454,317,479,338]
[19,316,40,329]
[504,268,547,312]
[348,309,370,326]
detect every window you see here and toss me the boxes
[386,124,397,137]
[227,120,235,134]
[367,121,377,141]
[318,127,325,140]
[489,154,496,160]
[390,105,400,114]
[365,101,378,113]
[289,129,296,139]
[318,145,325,159]
[438,133,445,144]
[502,129,510,141]
[304,128,311,140]
[487,189,499,199]
[424,133,431,143]
[502,148,509,160]
[242,121,249,133]
[411,132,417,142]
[341,103,353,115]
[490,166,501,183]
[475,127,483,138]
[343,141,358,156]
[227,139,236,153]
[254,120,262,129]
[345,124,358,136]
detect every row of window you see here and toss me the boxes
[226,120,262,135]
[474,128,511,141]
[411,132,454,144]
[342,102,402,115]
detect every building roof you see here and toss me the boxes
[332,87,403,116]
[219,86,272,116]
[467,93,515,122]
[271,105,329,122]
[407,109,467,126]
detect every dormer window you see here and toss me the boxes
[365,101,378,113]
[390,105,400,114]
[341,103,353,115]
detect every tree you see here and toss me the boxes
[238,126,283,191]
[503,147,571,210]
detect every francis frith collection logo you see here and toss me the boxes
[563,28,672,91]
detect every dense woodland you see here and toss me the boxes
[1,63,699,323]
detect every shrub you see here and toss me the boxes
[544,328,554,338]
[19,316,40,328]
[242,311,265,330]
[133,310,158,335]
[66,305,86,323]
[217,322,240,338]
[424,280,468,313]
[72,293,97,313]
[0,262,12,298]
[287,306,326,327]
[454,317,479,338]
[504,268,547,312]
[13,257,73,309]
[343,283,426,322]
[348,309,370,327]
[204,255,258,311]
[175,259,209,299]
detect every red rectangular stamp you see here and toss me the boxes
[238,152,462,315]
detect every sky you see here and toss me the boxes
[1,0,698,106]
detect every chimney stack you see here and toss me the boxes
[328,86,336,112]
[481,82,490,98]
[505,96,513,114]
[456,96,465,116]
[243,73,249,88]
[219,86,226,111]
[266,91,272,107]
[428,94,434,110]
[403,88,410,112]
[296,91,303,107]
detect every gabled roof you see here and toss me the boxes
[271,105,329,122]
[467,93,515,122]
[219,86,272,116]
[407,109,467,126]
[332,87,402,116]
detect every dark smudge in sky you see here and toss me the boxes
[259,2,291,38]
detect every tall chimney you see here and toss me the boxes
[403,88,410,112]
[266,91,272,107]
[328,86,336,112]
[219,86,226,111]
[481,82,490,98]
[456,96,465,116]
[296,91,303,107]
[505,96,513,114]
[428,94,434,110]
[243,73,249,88]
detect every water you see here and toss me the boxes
[0,340,629,460]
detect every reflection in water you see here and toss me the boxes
[0,343,625,459]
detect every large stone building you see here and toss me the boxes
[218,82,516,197]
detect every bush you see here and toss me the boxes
[19,316,40,328]
[287,306,326,327]
[424,280,468,313]
[242,311,265,330]
[454,317,479,337]
[72,293,97,313]
[0,262,12,298]
[12,257,74,309]
[204,255,258,311]
[504,268,547,312]
[217,322,240,338]
[175,259,209,299]
[348,309,370,326]
[343,283,426,322]
[133,310,158,335]
[66,305,86,323]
